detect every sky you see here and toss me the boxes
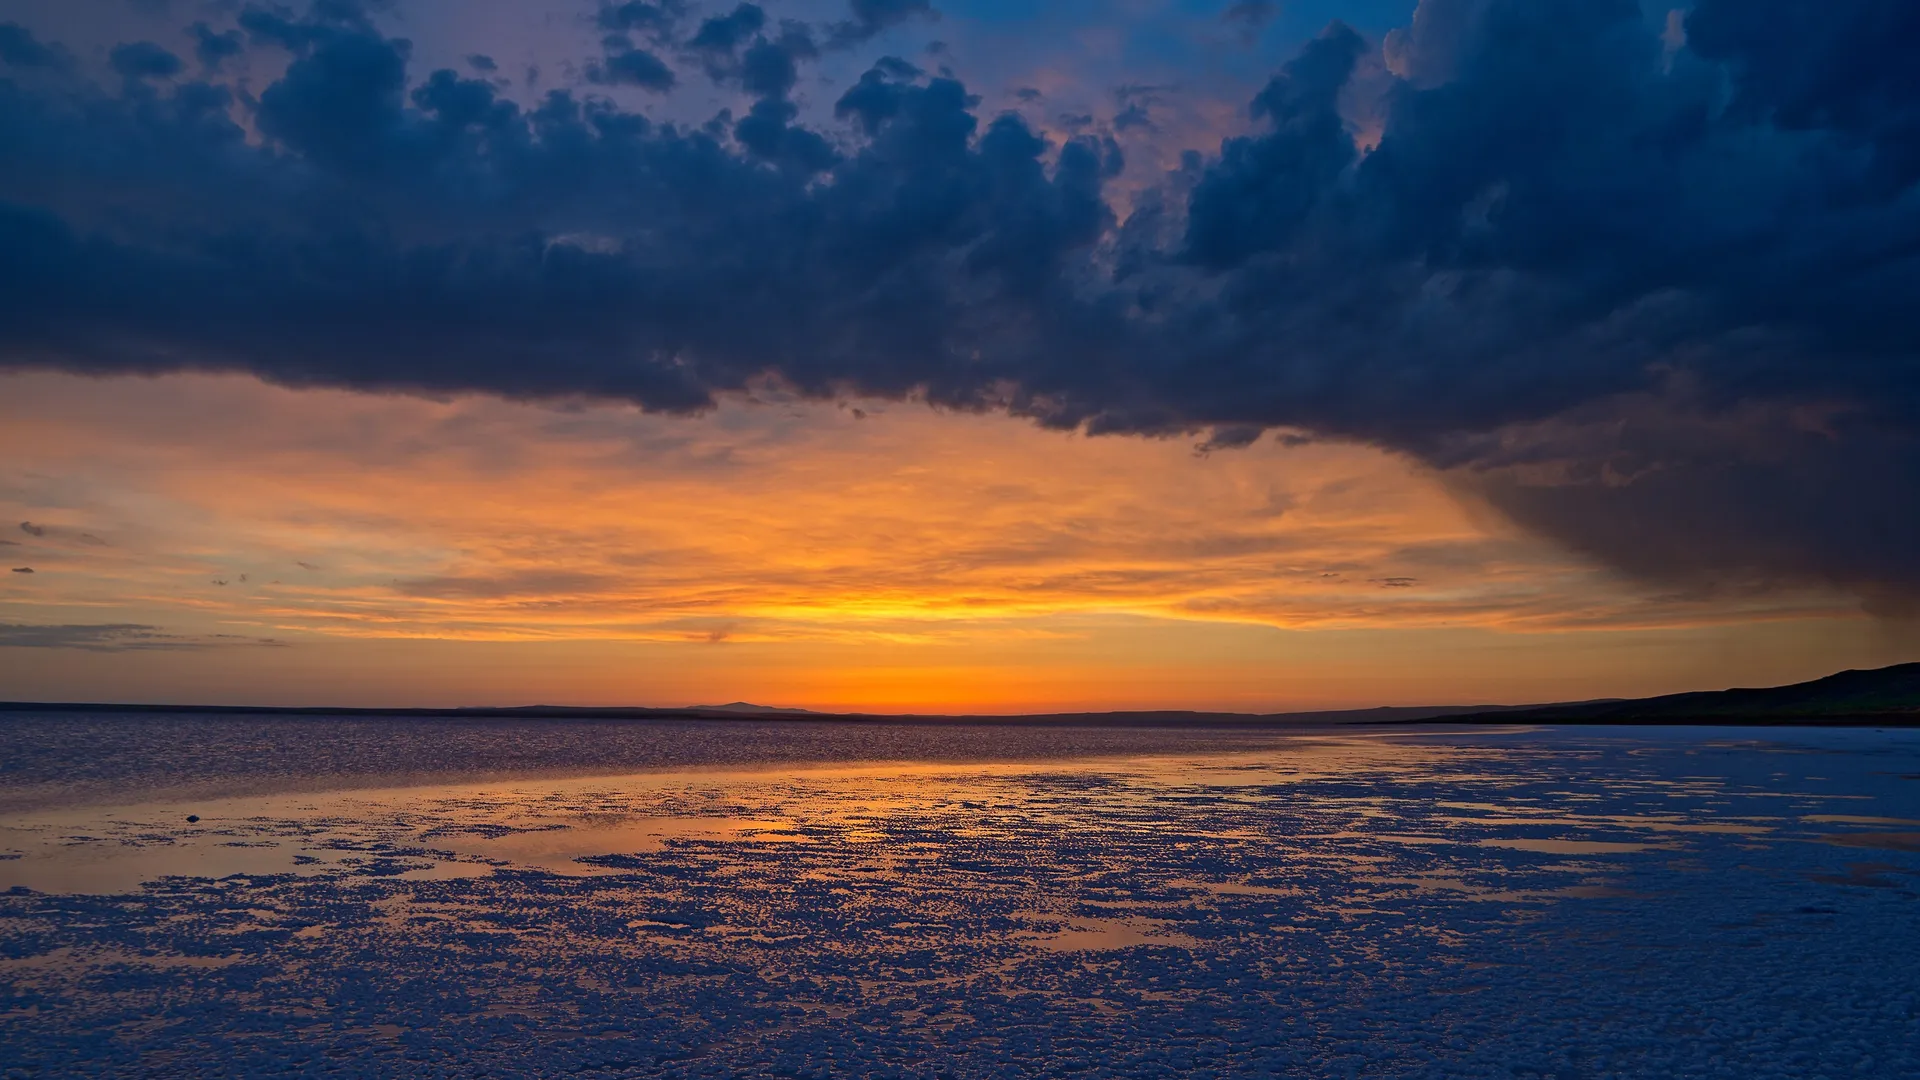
[1,0,1917,711]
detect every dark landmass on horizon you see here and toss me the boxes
[1439,663,1920,727]
[3,663,1918,727]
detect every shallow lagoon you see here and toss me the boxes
[3,718,1918,1077]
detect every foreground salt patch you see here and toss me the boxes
[2,727,1917,1078]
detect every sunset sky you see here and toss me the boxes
[2,0,1916,711]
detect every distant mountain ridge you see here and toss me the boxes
[1449,662,1920,726]
[689,702,814,714]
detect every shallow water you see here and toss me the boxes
[3,718,1918,1077]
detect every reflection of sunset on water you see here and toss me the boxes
[4,723,1918,1074]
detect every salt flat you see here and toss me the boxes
[3,722,1917,1078]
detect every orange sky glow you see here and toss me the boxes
[0,372,1907,711]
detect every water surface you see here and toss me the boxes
[3,716,1917,1077]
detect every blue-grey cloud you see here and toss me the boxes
[597,0,687,41]
[394,570,623,600]
[688,3,765,55]
[0,0,1918,608]
[0,623,173,649]
[1222,1,1279,39]
[830,0,937,47]
[0,623,288,650]
[593,44,676,90]
[192,22,244,72]
[0,22,70,70]
[110,41,184,80]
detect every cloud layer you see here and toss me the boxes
[0,622,282,652]
[16,371,1775,649]
[1,0,1917,606]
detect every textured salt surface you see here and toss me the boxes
[2,724,1918,1077]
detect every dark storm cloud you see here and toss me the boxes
[683,3,821,106]
[0,22,69,70]
[1183,25,1364,269]
[593,44,676,91]
[110,41,185,80]
[1,0,1919,606]
[192,23,244,72]
[830,0,937,47]
[0,2,1110,415]
[687,3,766,55]
[239,1,378,52]
[597,1,686,40]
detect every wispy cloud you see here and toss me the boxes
[0,373,1859,651]
[0,622,286,652]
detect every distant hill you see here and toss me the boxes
[1448,663,1920,726]
[689,702,814,714]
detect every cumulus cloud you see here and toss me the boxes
[687,3,766,56]
[597,1,687,42]
[0,0,1917,608]
[829,0,938,48]
[593,44,676,91]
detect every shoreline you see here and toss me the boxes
[3,699,1916,728]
